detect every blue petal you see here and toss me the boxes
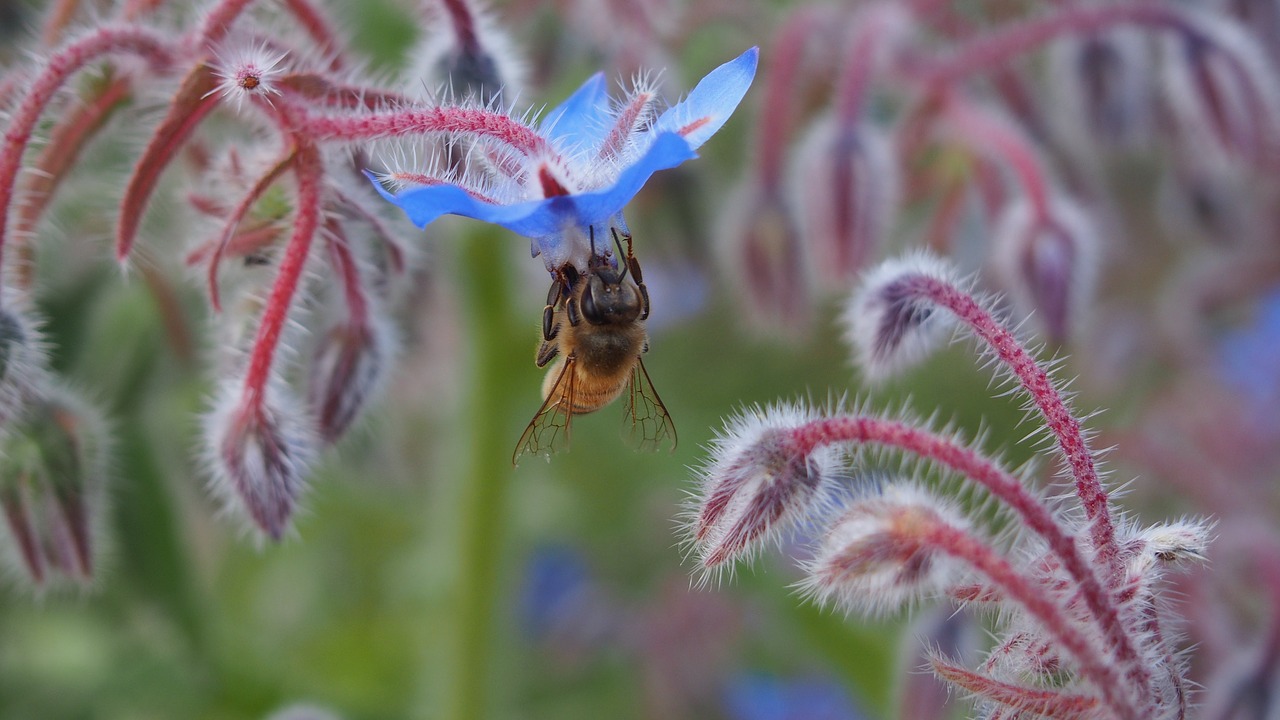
[652,47,758,150]
[541,72,612,153]
[562,131,696,227]
[368,132,696,238]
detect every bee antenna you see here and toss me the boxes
[611,227,630,281]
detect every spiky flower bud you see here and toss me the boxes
[206,385,316,541]
[1046,30,1153,153]
[800,484,966,616]
[1124,520,1211,582]
[409,0,524,103]
[0,382,108,589]
[688,403,839,572]
[989,194,1099,343]
[791,116,899,287]
[1160,9,1280,159]
[0,302,50,426]
[307,313,396,445]
[842,252,959,381]
[716,182,812,337]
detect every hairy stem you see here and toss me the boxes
[795,415,1147,694]
[0,25,172,290]
[913,275,1121,585]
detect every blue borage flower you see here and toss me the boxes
[368,48,759,272]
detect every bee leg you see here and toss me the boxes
[542,281,561,343]
[566,296,582,327]
[536,340,559,367]
[629,254,651,321]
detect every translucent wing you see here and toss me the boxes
[622,357,676,452]
[512,356,578,465]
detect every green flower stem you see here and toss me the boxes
[446,231,524,720]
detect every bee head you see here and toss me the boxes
[581,269,641,325]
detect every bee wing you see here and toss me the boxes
[621,357,677,452]
[512,356,578,465]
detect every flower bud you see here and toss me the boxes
[206,386,316,541]
[790,115,899,288]
[688,403,839,572]
[1123,520,1211,584]
[715,182,813,338]
[1046,30,1153,153]
[842,253,959,381]
[989,195,1099,344]
[0,304,50,426]
[1160,11,1280,160]
[800,484,965,616]
[0,382,108,589]
[307,313,396,445]
[408,0,524,104]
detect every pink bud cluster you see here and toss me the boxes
[685,254,1209,719]
[717,0,1280,346]
[0,0,526,549]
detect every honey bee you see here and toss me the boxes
[512,229,676,464]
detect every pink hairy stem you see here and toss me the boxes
[240,141,323,407]
[0,26,173,293]
[793,415,1149,695]
[926,522,1142,719]
[931,656,1101,719]
[208,147,299,312]
[13,75,132,291]
[757,6,831,185]
[911,275,1122,586]
[298,105,553,157]
[939,91,1052,218]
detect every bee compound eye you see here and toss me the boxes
[580,282,603,324]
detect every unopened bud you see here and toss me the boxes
[0,382,108,589]
[1160,11,1280,160]
[206,386,316,541]
[307,314,396,445]
[791,115,898,287]
[0,304,49,426]
[1047,30,1152,153]
[842,253,959,381]
[409,0,524,104]
[688,403,838,572]
[716,182,813,338]
[800,484,964,616]
[1124,520,1211,582]
[990,195,1099,343]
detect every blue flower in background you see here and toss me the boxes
[519,544,594,641]
[1218,285,1280,424]
[370,48,758,272]
[724,673,867,720]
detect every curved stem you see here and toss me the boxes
[939,92,1052,217]
[757,6,829,185]
[300,105,551,157]
[241,142,322,404]
[912,275,1121,585]
[0,26,173,292]
[927,522,1140,719]
[795,415,1147,694]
